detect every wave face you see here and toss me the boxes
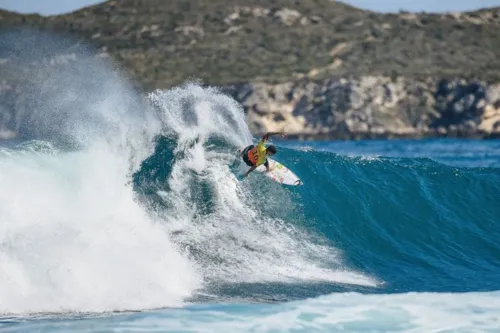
[279,141,500,293]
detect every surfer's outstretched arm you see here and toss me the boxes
[262,131,287,140]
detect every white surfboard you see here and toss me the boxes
[256,158,303,186]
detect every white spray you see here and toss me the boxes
[0,31,200,314]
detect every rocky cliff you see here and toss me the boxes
[224,76,500,138]
[1,0,500,139]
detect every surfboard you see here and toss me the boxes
[255,158,303,186]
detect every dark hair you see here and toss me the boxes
[267,145,277,154]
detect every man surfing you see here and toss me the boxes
[239,131,287,178]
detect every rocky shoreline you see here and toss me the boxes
[223,76,500,139]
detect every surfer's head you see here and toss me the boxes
[266,145,277,156]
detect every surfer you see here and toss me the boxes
[239,131,287,177]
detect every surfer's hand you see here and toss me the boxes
[280,132,287,138]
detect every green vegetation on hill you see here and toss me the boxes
[1,0,500,89]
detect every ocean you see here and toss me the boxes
[1,47,500,332]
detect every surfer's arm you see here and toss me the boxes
[262,131,287,140]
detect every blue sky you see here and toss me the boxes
[1,0,499,15]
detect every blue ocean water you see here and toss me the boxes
[1,137,499,332]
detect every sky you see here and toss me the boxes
[0,0,499,15]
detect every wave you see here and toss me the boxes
[0,80,377,315]
[133,135,500,298]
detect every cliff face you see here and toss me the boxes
[224,77,500,138]
[1,0,500,139]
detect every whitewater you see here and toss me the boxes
[1,31,500,332]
